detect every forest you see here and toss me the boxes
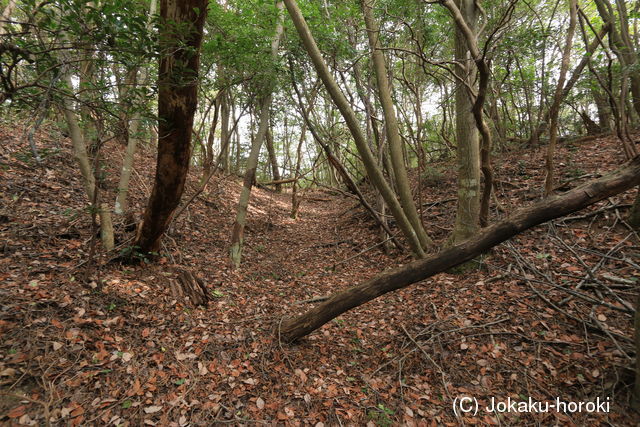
[1,0,640,424]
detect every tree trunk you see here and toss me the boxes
[203,92,221,182]
[229,1,285,268]
[0,0,16,35]
[290,122,306,218]
[266,127,282,193]
[361,0,432,250]
[219,89,231,173]
[280,156,640,341]
[134,0,207,254]
[528,24,607,146]
[114,113,140,214]
[114,0,157,217]
[544,0,577,196]
[634,294,640,411]
[592,86,611,132]
[442,0,496,228]
[284,0,425,257]
[449,0,480,244]
[61,74,115,251]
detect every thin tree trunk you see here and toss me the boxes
[220,89,231,173]
[62,74,114,251]
[544,0,577,196]
[266,127,282,193]
[290,122,306,218]
[280,156,640,341]
[284,0,425,257]
[114,0,157,215]
[229,1,285,268]
[134,0,207,253]
[528,24,607,146]
[289,65,404,251]
[114,113,140,214]
[361,0,432,250]
[0,0,16,35]
[203,92,221,182]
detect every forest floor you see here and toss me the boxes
[1,120,640,426]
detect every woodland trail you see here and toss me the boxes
[2,126,640,425]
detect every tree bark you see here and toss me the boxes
[442,0,496,227]
[361,0,432,250]
[0,0,16,35]
[634,293,640,411]
[280,156,640,341]
[593,0,640,119]
[265,127,282,193]
[219,89,231,173]
[544,0,577,196]
[284,0,425,257]
[134,0,207,253]
[203,94,221,181]
[290,121,306,218]
[61,75,115,251]
[449,0,480,244]
[527,24,607,146]
[229,1,285,268]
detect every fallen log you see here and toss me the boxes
[280,156,640,342]
[260,177,299,186]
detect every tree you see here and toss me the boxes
[280,156,640,341]
[114,0,158,215]
[448,0,481,244]
[134,0,207,254]
[284,0,427,258]
[229,0,286,268]
[361,0,432,250]
[544,0,577,196]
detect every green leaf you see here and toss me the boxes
[211,290,225,298]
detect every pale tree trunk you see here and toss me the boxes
[229,1,285,268]
[114,0,157,215]
[61,74,114,251]
[442,0,496,227]
[528,25,607,145]
[57,0,114,250]
[135,0,207,254]
[234,104,241,172]
[449,0,480,244]
[0,0,16,34]
[592,87,611,131]
[149,123,158,146]
[544,0,577,196]
[361,0,432,250]
[593,0,640,119]
[220,89,231,173]
[289,65,404,251]
[284,0,425,257]
[290,122,307,218]
[114,113,140,214]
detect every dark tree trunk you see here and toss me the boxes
[280,156,640,341]
[134,0,207,254]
